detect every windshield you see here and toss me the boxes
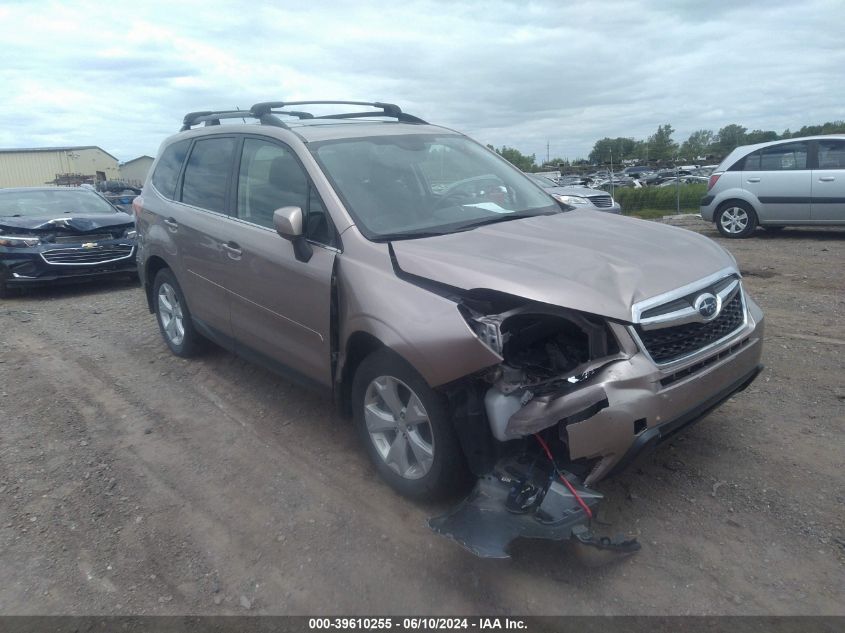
[311,134,559,240]
[0,189,118,218]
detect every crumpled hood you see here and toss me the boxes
[0,212,134,234]
[391,211,736,322]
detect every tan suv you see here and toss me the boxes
[135,101,764,558]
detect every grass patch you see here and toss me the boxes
[606,183,707,216]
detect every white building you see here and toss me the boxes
[119,155,154,187]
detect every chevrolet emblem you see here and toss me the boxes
[81,242,97,249]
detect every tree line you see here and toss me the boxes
[488,120,845,171]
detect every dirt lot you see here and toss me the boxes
[1,220,843,615]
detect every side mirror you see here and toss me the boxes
[273,206,312,263]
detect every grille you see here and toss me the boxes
[53,233,114,244]
[588,195,613,208]
[42,245,133,265]
[636,292,745,363]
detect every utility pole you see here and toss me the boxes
[546,140,550,165]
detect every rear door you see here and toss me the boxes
[742,141,811,223]
[225,136,338,386]
[811,139,845,223]
[171,136,238,343]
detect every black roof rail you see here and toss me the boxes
[180,109,289,132]
[250,100,427,124]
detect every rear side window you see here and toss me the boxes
[817,140,845,169]
[181,137,237,213]
[743,142,807,171]
[151,139,190,199]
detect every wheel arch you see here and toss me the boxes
[144,255,171,313]
[336,330,386,416]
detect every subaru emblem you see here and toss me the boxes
[694,293,720,321]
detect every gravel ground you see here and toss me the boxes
[0,220,843,615]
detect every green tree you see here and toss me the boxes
[745,129,779,144]
[713,124,747,158]
[679,129,714,161]
[647,124,678,162]
[488,145,536,171]
[588,137,642,164]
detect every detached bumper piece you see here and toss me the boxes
[429,455,640,560]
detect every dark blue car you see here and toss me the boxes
[0,187,137,298]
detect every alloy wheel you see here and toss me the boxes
[720,206,749,234]
[363,376,435,480]
[157,282,185,346]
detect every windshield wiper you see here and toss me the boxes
[449,210,557,232]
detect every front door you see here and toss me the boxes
[226,137,337,386]
[742,141,811,223]
[811,139,845,223]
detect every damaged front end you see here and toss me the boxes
[430,453,639,561]
[431,292,640,560]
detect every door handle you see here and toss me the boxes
[819,176,836,182]
[163,217,178,231]
[746,177,761,183]
[222,241,242,260]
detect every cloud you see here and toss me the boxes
[0,0,843,162]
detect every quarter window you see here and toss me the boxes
[181,137,237,213]
[816,140,845,169]
[744,142,808,171]
[151,139,190,199]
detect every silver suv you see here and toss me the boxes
[701,135,845,237]
[136,101,764,557]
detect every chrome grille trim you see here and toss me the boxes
[588,194,613,208]
[629,289,748,367]
[40,244,134,266]
[630,266,739,323]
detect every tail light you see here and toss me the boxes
[707,173,721,190]
[132,195,144,219]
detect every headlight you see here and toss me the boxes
[0,235,40,247]
[124,228,138,239]
[553,195,590,206]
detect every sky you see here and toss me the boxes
[1,0,843,164]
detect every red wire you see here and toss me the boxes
[534,433,593,519]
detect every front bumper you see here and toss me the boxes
[511,294,764,485]
[594,202,622,214]
[1,241,137,288]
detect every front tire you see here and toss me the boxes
[153,268,203,357]
[352,349,470,500]
[716,201,758,238]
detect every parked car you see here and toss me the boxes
[0,186,137,297]
[701,135,845,237]
[525,173,622,213]
[136,100,764,558]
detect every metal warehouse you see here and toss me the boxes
[119,155,154,187]
[0,146,120,188]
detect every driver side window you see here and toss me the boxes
[236,138,336,246]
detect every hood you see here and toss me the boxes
[544,185,609,198]
[391,211,736,322]
[0,212,134,234]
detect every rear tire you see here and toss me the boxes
[153,268,204,357]
[716,201,758,238]
[352,348,470,500]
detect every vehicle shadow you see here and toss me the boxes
[752,227,845,241]
[700,226,845,241]
[5,276,139,302]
